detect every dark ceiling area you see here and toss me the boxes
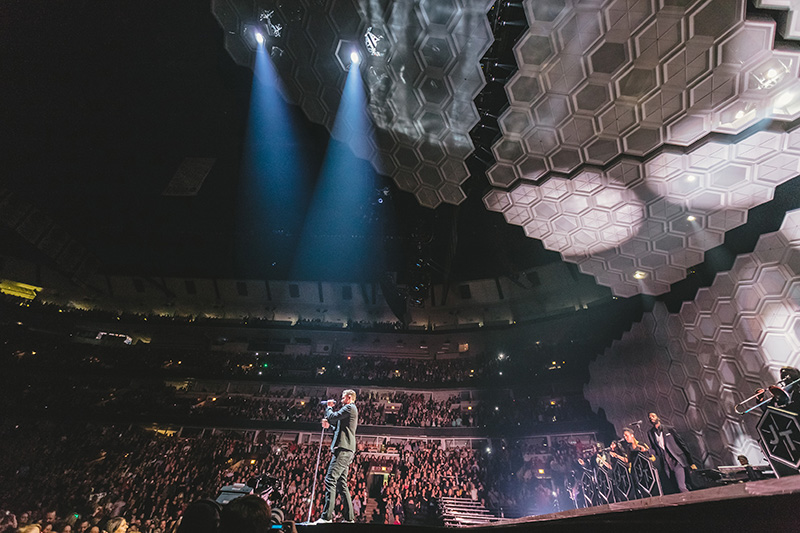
[0,0,559,286]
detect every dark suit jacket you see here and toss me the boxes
[769,388,800,414]
[647,425,694,468]
[326,403,358,453]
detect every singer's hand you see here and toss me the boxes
[690,464,697,470]
[327,400,336,408]
[321,419,330,429]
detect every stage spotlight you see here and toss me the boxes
[255,32,264,45]
[259,9,283,38]
[364,25,389,57]
[753,58,791,89]
[334,40,362,71]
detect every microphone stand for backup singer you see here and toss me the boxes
[306,424,327,524]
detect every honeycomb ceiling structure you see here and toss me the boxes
[585,207,800,468]
[484,128,800,296]
[484,0,800,296]
[212,0,494,209]
[213,0,800,296]
[756,0,800,40]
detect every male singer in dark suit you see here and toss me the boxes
[315,389,358,524]
[647,412,697,493]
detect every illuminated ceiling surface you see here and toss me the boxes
[213,0,800,296]
[585,207,800,467]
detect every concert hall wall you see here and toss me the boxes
[585,208,800,468]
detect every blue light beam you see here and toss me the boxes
[292,63,381,280]
[236,39,310,271]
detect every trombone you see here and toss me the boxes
[735,377,800,415]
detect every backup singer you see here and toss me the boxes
[315,389,359,524]
[620,427,654,464]
[621,427,657,499]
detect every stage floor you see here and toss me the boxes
[296,476,800,532]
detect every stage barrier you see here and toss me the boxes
[568,452,662,508]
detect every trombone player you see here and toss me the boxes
[754,366,800,413]
[751,366,800,478]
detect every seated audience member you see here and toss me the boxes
[176,500,220,533]
[219,496,272,533]
[0,512,17,533]
[105,518,128,533]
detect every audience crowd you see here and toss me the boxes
[0,422,589,532]
[1,296,602,532]
[182,392,471,428]
[1,370,590,433]
[2,295,588,389]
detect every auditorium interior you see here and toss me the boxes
[3,0,800,531]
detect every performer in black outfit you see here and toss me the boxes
[647,413,697,493]
[755,366,800,413]
[315,389,358,524]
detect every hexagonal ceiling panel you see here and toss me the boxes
[585,207,800,468]
[212,0,494,208]
[755,0,800,40]
[481,0,800,295]
[492,0,800,184]
[213,0,800,295]
[485,128,800,296]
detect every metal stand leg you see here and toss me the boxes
[306,427,327,523]
[654,465,664,496]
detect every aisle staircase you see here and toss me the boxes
[439,496,507,527]
[364,497,381,523]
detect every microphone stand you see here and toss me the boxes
[630,420,642,436]
[306,425,326,524]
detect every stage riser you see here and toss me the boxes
[297,478,800,532]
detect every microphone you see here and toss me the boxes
[629,420,642,425]
[320,400,336,405]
